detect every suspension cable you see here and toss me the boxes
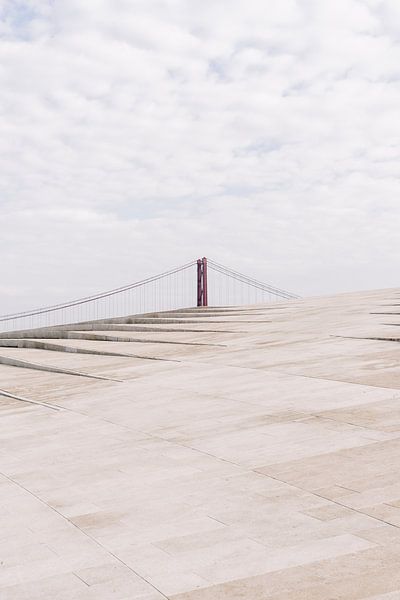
[0,260,196,322]
[207,259,299,300]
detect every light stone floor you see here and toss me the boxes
[2,291,400,598]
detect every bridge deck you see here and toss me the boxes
[1,290,400,599]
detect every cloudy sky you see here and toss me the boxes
[1,0,400,312]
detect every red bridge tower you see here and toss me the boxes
[197,257,208,307]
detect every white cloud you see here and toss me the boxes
[1,0,400,312]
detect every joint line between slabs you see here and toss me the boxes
[0,470,170,600]
[254,469,400,533]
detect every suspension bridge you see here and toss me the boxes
[0,257,299,334]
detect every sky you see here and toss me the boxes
[1,0,400,312]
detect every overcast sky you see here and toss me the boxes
[1,0,400,312]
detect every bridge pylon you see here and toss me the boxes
[197,257,208,307]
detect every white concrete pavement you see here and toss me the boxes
[1,290,400,598]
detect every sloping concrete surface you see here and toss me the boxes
[1,290,400,598]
